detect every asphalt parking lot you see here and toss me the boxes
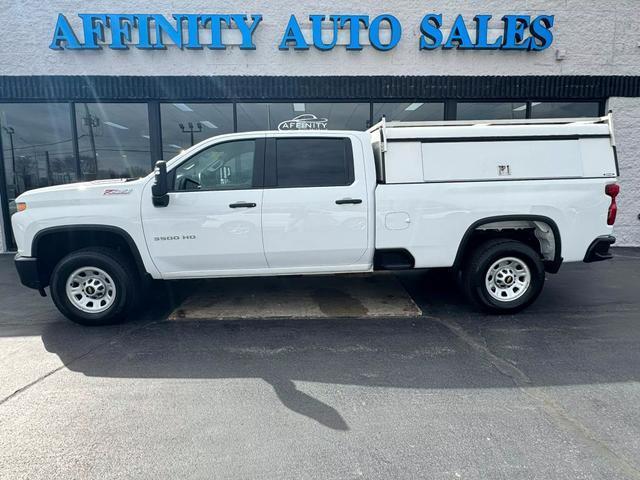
[1,250,640,479]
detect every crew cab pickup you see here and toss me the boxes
[11,116,619,325]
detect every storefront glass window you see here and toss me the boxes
[1,103,76,214]
[160,103,234,158]
[456,102,527,120]
[530,102,600,118]
[236,103,370,132]
[75,103,151,180]
[372,103,444,123]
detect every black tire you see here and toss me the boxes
[462,239,545,314]
[50,247,139,326]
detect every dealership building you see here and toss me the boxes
[1,1,639,251]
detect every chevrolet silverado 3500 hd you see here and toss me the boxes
[11,116,619,325]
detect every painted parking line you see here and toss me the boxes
[169,273,422,320]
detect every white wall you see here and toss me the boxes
[609,98,640,246]
[0,0,638,76]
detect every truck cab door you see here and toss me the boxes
[261,135,370,270]
[141,137,267,277]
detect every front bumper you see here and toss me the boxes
[14,255,43,290]
[583,235,616,263]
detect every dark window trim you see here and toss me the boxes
[69,102,81,181]
[0,119,13,250]
[148,101,162,165]
[0,76,637,101]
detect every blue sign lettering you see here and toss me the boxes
[310,15,338,51]
[473,15,503,50]
[369,15,402,51]
[279,15,309,50]
[49,12,554,52]
[419,14,443,50]
[50,14,82,50]
[443,15,474,50]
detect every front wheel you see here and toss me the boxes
[50,248,139,326]
[462,239,545,314]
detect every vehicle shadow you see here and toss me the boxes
[36,265,640,431]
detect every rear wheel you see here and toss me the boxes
[50,248,139,326]
[462,239,545,314]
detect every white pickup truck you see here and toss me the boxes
[11,116,619,325]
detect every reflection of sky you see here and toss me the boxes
[372,102,445,122]
[456,102,527,120]
[236,103,370,132]
[160,103,234,157]
[1,103,77,191]
[1,103,74,159]
[76,103,151,178]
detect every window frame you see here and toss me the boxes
[169,137,265,193]
[264,136,355,189]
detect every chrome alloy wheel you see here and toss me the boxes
[485,256,531,302]
[65,267,116,313]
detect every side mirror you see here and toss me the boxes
[151,161,170,207]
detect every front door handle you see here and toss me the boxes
[229,202,257,209]
[335,198,362,205]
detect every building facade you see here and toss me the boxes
[1,1,639,251]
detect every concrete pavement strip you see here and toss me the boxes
[169,273,422,320]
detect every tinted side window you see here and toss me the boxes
[174,140,255,191]
[275,138,353,188]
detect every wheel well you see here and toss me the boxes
[33,227,146,288]
[454,218,562,273]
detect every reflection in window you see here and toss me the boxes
[174,140,255,191]
[1,103,76,211]
[372,103,444,123]
[530,102,600,119]
[75,103,151,180]
[236,103,370,132]
[456,102,527,120]
[160,103,233,158]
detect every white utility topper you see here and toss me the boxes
[12,115,619,325]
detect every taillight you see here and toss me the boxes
[605,183,620,225]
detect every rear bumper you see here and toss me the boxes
[14,255,42,290]
[583,235,616,263]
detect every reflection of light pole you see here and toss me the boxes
[82,104,99,178]
[45,150,52,186]
[2,126,17,193]
[179,122,202,147]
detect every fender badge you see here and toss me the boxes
[103,188,133,196]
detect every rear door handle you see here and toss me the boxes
[335,198,362,205]
[229,202,257,209]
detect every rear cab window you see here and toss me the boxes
[272,137,354,188]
